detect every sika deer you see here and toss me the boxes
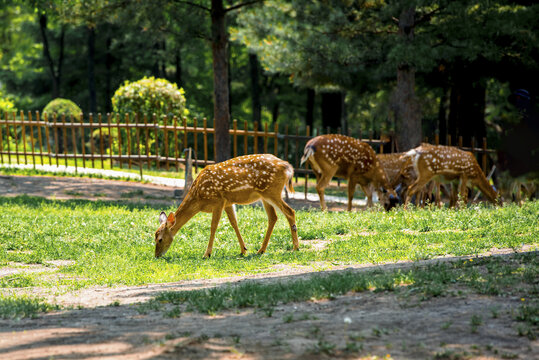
[154,154,299,258]
[300,134,397,211]
[403,144,499,206]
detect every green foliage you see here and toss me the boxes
[0,89,17,115]
[0,294,59,319]
[112,77,188,121]
[42,98,82,117]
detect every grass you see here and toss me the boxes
[0,196,537,290]
[0,294,59,319]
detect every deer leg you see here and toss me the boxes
[315,169,337,211]
[347,179,358,211]
[357,183,372,208]
[203,203,224,258]
[267,198,299,251]
[457,176,469,207]
[224,206,247,255]
[257,200,278,254]
[405,177,431,207]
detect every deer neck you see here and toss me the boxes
[169,194,200,237]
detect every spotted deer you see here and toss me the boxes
[403,144,499,206]
[154,154,299,258]
[300,134,397,211]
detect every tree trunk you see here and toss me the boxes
[438,87,448,144]
[249,53,261,124]
[39,14,64,99]
[448,68,486,146]
[105,36,113,113]
[87,26,97,114]
[175,47,183,87]
[391,7,421,151]
[321,92,342,132]
[211,0,231,162]
[306,88,315,130]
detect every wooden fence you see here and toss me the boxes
[0,111,495,196]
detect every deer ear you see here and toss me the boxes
[159,212,167,225]
[167,212,176,227]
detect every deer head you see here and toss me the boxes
[155,212,176,258]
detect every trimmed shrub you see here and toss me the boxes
[42,98,82,118]
[0,90,17,116]
[112,77,188,122]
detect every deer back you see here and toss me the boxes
[190,154,293,204]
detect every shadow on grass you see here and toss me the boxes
[0,195,165,211]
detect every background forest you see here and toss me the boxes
[1,0,538,159]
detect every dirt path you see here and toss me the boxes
[1,175,538,359]
[1,252,538,360]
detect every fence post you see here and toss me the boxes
[264,122,269,153]
[304,125,310,200]
[183,147,193,198]
[5,111,12,164]
[21,111,27,165]
[193,118,198,170]
[0,112,4,164]
[135,113,143,179]
[458,136,463,148]
[89,113,95,168]
[482,137,487,174]
[79,113,86,168]
[254,121,258,154]
[447,134,452,146]
[52,113,58,167]
[153,113,158,170]
[108,113,114,169]
[274,122,278,156]
[28,111,36,169]
[203,117,208,166]
[284,124,289,162]
[98,113,105,169]
[61,113,68,167]
[243,120,248,155]
[70,115,77,173]
[117,113,123,169]
[233,119,238,158]
[13,111,20,164]
[44,113,51,166]
[173,116,179,172]
[163,115,169,171]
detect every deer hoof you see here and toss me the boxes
[203,253,211,259]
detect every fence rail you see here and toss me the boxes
[1,111,496,197]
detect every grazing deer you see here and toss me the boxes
[300,134,396,211]
[403,144,499,206]
[154,154,299,258]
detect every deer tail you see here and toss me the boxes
[300,145,315,167]
[285,162,295,193]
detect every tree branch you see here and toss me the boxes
[170,0,211,12]
[225,0,264,13]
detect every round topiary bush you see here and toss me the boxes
[0,90,17,116]
[42,98,82,118]
[111,77,188,122]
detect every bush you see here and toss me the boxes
[0,90,17,116]
[42,98,82,118]
[111,77,188,122]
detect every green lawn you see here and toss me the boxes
[1,196,537,291]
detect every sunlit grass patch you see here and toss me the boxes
[0,196,537,290]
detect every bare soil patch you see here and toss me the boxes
[1,175,537,359]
